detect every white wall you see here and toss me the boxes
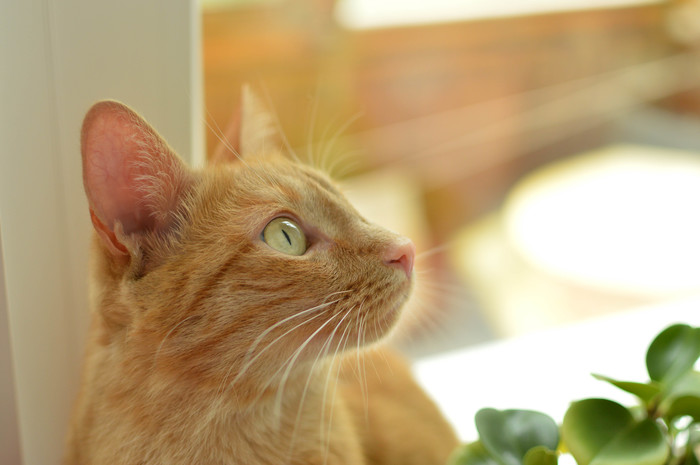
[0,1,202,463]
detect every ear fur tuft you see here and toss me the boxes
[81,100,191,256]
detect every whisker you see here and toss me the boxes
[319,111,364,175]
[287,303,354,459]
[270,309,345,426]
[311,306,353,423]
[258,82,302,163]
[305,86,322,168]
[321,307,355,463]
[327,149,364,180]
[354,304,371,423]
[229,310,327,389]
[241,291,351,408]
[218,297,345,396]
[415,241,455,262]
[316,112,343,173]
[400,294,444,335]
[203,107,244,163]
[353,301,368,406]
[238,294,348,373]
[414,275,471,297]
[202,109,281,190]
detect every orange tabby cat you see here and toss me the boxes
[65,90,457,465]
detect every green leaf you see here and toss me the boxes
[592,374,661,404]
[448,441,501,465]
[523,446,558,465]
[664,395,700,423]
[589,419,669,465]
[562,399,634,465]
[659,371,700,421]
[686,448,700,465]
[476,409,560,465]
[665,370,700,398]
[646,324,700,385]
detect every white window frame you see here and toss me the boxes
[0,1,202,463]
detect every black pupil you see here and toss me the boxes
[282,228,292,246]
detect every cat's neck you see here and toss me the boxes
[106,324,333,412]
[84,322,342,459]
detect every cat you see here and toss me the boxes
[64,88,458,465]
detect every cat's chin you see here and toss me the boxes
[363,295,411,345]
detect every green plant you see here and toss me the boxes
[448,324,700,465]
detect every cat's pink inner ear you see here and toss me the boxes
[81,101,190,254]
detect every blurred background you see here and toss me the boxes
[199,0,700,355]
[3,0,700,463]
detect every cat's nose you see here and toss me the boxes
[383,238,416,279]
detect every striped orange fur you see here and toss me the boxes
[65,93,457,464]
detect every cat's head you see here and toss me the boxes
[81,90,414,392]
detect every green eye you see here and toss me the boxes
[262,217,307,256]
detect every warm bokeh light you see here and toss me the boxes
[505,145,700,297]
[335,0,664,29]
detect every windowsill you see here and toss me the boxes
[335,0,664,29]
[413,294,700,442]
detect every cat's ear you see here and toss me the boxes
[211,84,277,164]
[81,100,192,257]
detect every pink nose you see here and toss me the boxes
[383,238,416,278]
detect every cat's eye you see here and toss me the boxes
[262,217,307,256]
